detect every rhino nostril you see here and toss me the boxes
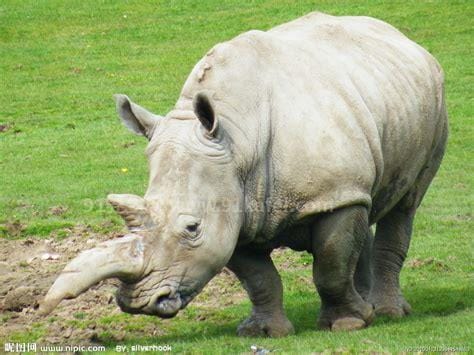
[155,294,169,305]
[153,292,182,318]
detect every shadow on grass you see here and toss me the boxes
[100,283,472,346]
[405,283,473,316]
[101,318,239,347]
[286,283,473,333]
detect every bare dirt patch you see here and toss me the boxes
[0,229,246,345]
[406,257,450,270]
[47,206,68,217]
[2,220,26,238]
[0,229,120,345]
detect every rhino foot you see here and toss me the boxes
[318,300,374,332]
[237,313,294,338]
[369,293,412,317]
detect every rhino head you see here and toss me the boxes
[40,93,244,318]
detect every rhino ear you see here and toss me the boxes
[193,92,218,136]
[113,94,161,140]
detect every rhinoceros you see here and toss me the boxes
[40,12,447,336]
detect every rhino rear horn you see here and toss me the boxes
[38,235,145,316]
[108,194,150,230]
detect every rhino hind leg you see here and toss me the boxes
[369,117,447,317]
[354,228,373,301]
[227,248,294,338]
[311,205,375,331]
[369,206,414,317]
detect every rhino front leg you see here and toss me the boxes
[312,205,375,331]
[227,248,294,337]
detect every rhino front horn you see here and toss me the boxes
[38,234,145,316]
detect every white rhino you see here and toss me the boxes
[41,12,447,336]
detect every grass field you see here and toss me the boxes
[1,0,473,353]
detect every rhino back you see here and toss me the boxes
[175,12,446,239]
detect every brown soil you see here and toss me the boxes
[0,228,246,346]
[0,123,11,133]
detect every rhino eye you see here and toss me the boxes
[177,215,201,240]
[186,222,199,233]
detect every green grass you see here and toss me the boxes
[1,0,473,353]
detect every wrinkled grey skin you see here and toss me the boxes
[41,12,447,337]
